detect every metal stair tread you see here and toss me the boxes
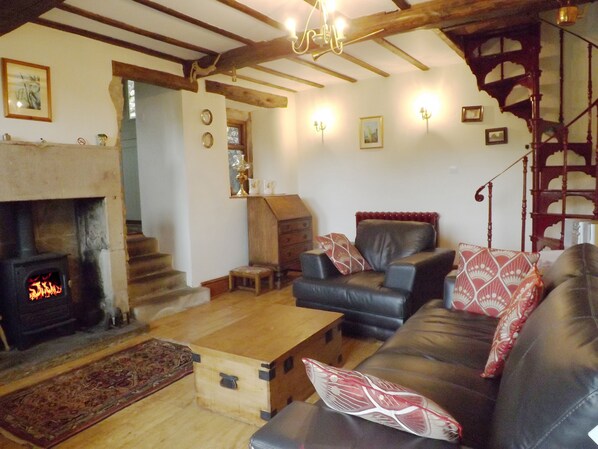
[130,286,203,308]
[533,212,594,219]
[482,73,529,89]
[128,269,186,284]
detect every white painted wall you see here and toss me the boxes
[0,24,182,145]
[293,64,533,250]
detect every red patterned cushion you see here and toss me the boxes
[316,233,372,275]
[453,243,540,317]
[481,266,544,378]
[302,358,462,442]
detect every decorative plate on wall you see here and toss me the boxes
[201,109,213,125]
[202,132,214,148]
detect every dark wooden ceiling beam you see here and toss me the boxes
[56,3,217,55]
[213,0,284,31]
[205,80,288,108]
[442,13,539,36]
[251,65,324,88]
[113,61,197,91]
[198,0,570,75]
[130,0,255,46]
[338,53,390,77]
[374,37,429,70]
[392,0,412,10]
[34,18,186,65]
[289,57,357,83]
[0,0,66,35]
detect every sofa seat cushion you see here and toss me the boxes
[376,300,498,369]
[293,271,407,319]
[354,300,501,448]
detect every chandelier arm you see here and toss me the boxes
[292,29,318,55]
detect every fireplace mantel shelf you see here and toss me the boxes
[0,140,116,150]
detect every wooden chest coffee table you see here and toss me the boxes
[189,304,343,426]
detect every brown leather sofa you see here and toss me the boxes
[293,219,455,340]
[251,243,598,449]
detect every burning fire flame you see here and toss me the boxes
[28,273,63,301]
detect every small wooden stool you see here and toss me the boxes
[229,266,274,296]
[0,315,9,351]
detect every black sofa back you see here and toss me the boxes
[355,220,436,271]
[490,244,598,449]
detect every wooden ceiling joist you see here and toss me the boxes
[223,72,298,93]
[392,0,412,10]
[289,57,357,83]
[374,37,429,71]
[251,65,324,89]
[57,3,217,56]
[213,0,284,31]
[34,18,186,64]
[433,30,464,59]
[0,0,66,35]
[338,53,390,77]
[131,0,254,46]
[205,80,288,108]
[198,0,569,75]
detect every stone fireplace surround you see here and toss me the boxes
[0,141,128,328]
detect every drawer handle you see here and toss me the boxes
[219,373,239,390]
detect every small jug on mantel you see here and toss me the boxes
[249,178,260,195]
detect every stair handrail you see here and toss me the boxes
[540,18,598,50]
[474,97,598,249]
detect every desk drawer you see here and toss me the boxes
[279,219,311,234]
[280,230,311,246]
[280,241,313,264]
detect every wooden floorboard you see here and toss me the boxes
[0,286,382,449]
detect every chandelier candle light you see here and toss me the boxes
[286,0,347,57]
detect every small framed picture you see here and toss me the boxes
[2,58,52,122]
[462,105,483,122]
[360,116,383,149]
[485,127,508,145]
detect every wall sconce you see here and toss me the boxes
[314,120,327,142]
[420,106,432,132]
[557,1,579,26]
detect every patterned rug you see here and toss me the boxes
[0,338,193,448]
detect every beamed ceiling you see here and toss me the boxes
[1,0,596,100]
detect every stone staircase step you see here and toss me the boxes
[128,253,173,279]
[130,286,210,323]
[127,235,159,258]
[128,270,188,299]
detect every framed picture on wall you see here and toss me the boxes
[485,127,508,145]
[2,58,52,122]
[461,105,483,122]
[360,116,383,149]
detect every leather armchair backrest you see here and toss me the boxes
[542,243,598,294]
[489,274,598,449]
[355,220,435,272]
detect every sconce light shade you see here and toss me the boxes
[557,5,578,25]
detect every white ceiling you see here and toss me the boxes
[34,0,597,95]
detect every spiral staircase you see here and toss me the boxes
[448,19,597,250]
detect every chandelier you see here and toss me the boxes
[285,0,347,57]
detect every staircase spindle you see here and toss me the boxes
[559,29,565,124]
[487,182,493,248]
[561,128,569,245]
[521,156,528,251]
[588,44,593,146]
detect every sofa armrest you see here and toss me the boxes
[250,401,473,449]
[384,248,455,317]
[443,270,458,309]
[300,249,341,280]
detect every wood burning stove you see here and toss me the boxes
[0,202,75,350]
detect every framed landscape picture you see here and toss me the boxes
[461,105,483,122]
[485,127,508,145]
[2,58,52,122]
[360,116,383,149]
